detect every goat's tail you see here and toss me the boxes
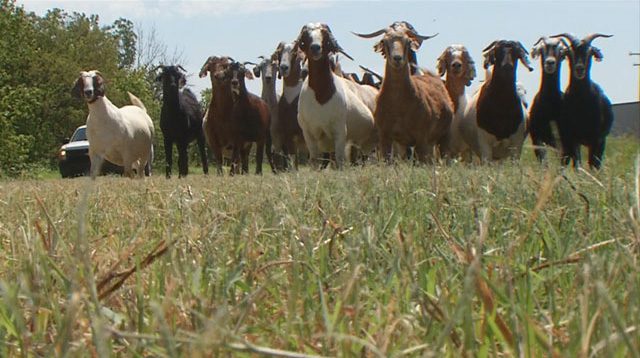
[128,92,147,112]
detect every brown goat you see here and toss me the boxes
[199,56,238,174]
[227,61,273,175]
[354,21,453,163]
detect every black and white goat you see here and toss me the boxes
[528,37,567,162]
[460,40,533,161]
[155,65,208,178]
[551,33,614,169]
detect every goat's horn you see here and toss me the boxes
[151,64,164,72]
[482,41,498,53]
[352,28,387,39]
[413,32,439,41]
[258,55,265,60]
[533,37,545,47]
[359,65,382,80]
[339,50,354,61]
[177,65,187,72]
[583,33,613,45]
[550,33,580,47]
[243,61,258,66]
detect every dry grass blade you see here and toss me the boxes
[589,325,638,358]
[476,273,514,347]
[97,239,170,301]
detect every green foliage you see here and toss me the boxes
[0,0,165,177]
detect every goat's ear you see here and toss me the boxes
[466,61,477,86]
[71,77,83,99]
[409,39,421,51]
[155,73,162,82]
[373,40,384,55]
[244,69,254,80]
[591,46,604,62]
[253,66,261,78]
[530,45,541,59]
[436,50,447,77]
[483,50,495,69]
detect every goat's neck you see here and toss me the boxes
[283,59,303,88]
[261,79,277,105]
[162,86,180,107]
[487,69,517,94]
[87,96,118,118]
[381,62,414,95]
[307,55,336,104]
[444,75,467,112]
[568,72,592,92]
[212,83,233,108]
[539,66,562,96]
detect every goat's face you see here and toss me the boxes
[227,62,253,98]
[72,70,105,103]
[531,37,566,75]
[551,33,612,81]
[483,40,533,73]
[254,57,278,84]
[295,23,344,62]
[375,30,417,69]
[156,66,185,91]
[436,45,476,86]
[277,42,304,79]
[199,56,232,83]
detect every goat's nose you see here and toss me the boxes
[310,43,321,53]
[280,64,289,73]
[392,55,402,63]
[452,62,462,70]
[231,79,239,86]
[545,58,556,66]
[84,89,93,97]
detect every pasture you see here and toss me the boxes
[0,138,638,357]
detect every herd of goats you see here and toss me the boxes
[71,21,614,178]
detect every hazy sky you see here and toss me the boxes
[19,0,640,104]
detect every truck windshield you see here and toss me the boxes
[70,127,87,142]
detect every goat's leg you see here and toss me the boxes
[164,137,173,179]
[255,140,265,175]
[89,153,104,180]
[177,141,189,178]
[240,144,250,175]
[197,133,209,175]
[588,139,606,170]
[379,135,393,164]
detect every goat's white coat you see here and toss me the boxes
[298,73,377,168]
[81,72,154,178]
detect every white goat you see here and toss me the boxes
[72,70,154,178]
[295,23,378,169]
[436,44,476,159]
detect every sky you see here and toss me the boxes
[18,0,640,105]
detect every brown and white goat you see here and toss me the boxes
[274,41,308,170]
[295,23,378,169]
[460,40,533,161]
[436,44,476,158]
[354,21,453,163]
[72,70,154,179]
[551,33,614,169]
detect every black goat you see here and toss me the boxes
[551,33,614,169]
[155,65,208,178]
[528,37,567,162]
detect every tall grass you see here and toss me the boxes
[0,137,638,357]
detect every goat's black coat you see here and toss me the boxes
[559,81,613,169]
[529,64,563,162]
[158,66,208,178]
[554,34,614,169]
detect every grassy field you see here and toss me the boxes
[0,138,638,357]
